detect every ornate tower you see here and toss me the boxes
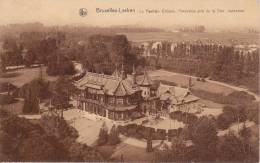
[120,63,126,79]
[139,67,152,99]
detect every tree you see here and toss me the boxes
[108,125,120,145]
[0,53,6,73]
[217,132,245,162]
[1,113,103,161]
[146,132,153,152]
[22,86,40,114]
[190,116,218,161]
[0,115,64,161]
[46,53,75,76]
[52,76,71,118]
[97,122,108,146]
[18,135,64,161]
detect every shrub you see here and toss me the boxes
[0,94,16,105]
[153,129,166,140]
[0,82,17,93]
[227,91,255,103]
[97,122,108,146]
[216,114,233,130]
[186,113,198,125]
[247,108,259,124]
[201,78,206,82]
[108,125,120,145]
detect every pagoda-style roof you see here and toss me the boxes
[158,83,199,105]
[75,72,140,96]
[139,69,153,86]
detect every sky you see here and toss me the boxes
[0,0,259,29]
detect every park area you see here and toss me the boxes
[148,69,235,95]
[0,66,57,87]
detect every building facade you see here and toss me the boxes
[74,66,199,121]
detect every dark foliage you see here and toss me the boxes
[0,94,16,105]
[0,113,103,162]
[107,125,120,145]
[97,122,109,146]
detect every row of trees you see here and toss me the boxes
[146,42,258,92]
[0,32,75,76]
[16,75,75,114]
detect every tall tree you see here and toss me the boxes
[52,76,71,118]
[190,116,218,161]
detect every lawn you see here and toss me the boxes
[110,142,155,162]
[63,109,114,146]
[148,69,234,95]
[0,66,57,87]
[143,117,185,130]
[121,31,259,44]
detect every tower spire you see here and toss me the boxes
[120,63,126,79]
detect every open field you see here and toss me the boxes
[121,32,259,44]
[149,69,235,95]
[0,67,57,87]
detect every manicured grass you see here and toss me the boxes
[0,67,57,87]
[148,70,234,95]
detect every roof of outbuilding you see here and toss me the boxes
[158,83,199,105]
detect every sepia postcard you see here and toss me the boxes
[0,0,259,162]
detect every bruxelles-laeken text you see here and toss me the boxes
[96,8,135,13]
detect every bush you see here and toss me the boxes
[0,94,16,105]
[97,122,108,146]
[186,113,198,125]
[227,91,255,103]
[0,82,17,93]
[216,114,233,130]
[153,129,166,140]
[247,108,259,124]
[201,78,206,82]
[108,125,120,145]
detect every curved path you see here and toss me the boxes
[149,69,259,102]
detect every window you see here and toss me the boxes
[109,97,115,104]
[117,98,124,105]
